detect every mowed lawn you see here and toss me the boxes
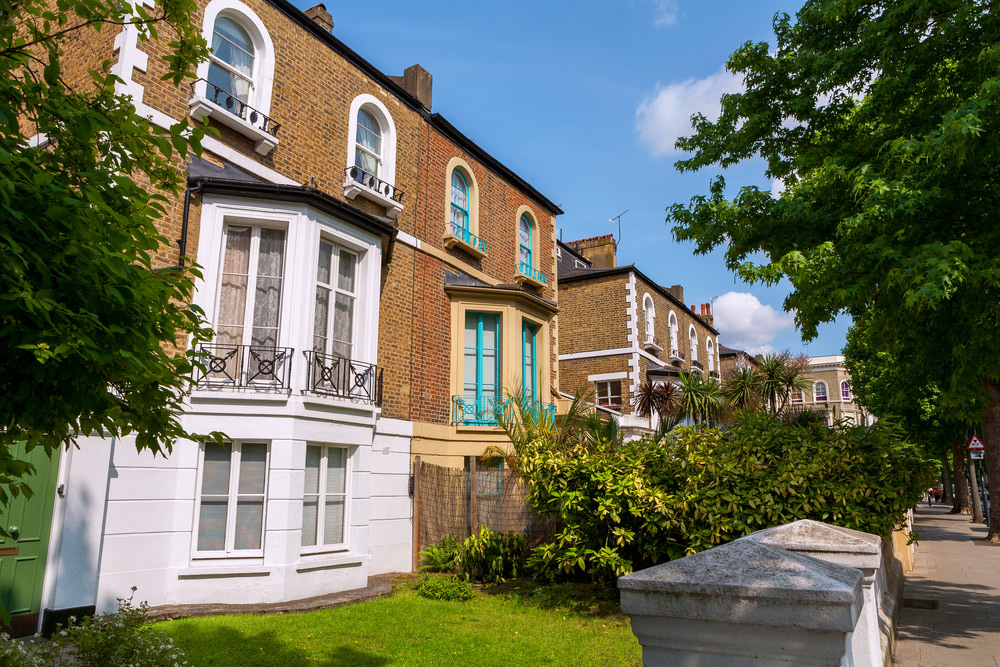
[157,582,642,666]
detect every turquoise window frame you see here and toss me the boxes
[519,214,533,269]
[451,170,470,232]
[522,321,537,403]
[464,312,500,400]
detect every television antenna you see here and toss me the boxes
[609,209,629,244]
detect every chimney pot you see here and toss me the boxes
[304,4,333,32]
[691,305,696,313]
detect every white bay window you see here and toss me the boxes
[217,224,286,348]
[313,241,358,360]
[301,445,348,550]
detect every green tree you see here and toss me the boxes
[668,0,1000,540]
[1,1,212,505]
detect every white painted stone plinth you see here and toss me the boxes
[618,539,863,666]
[742,520,888,667]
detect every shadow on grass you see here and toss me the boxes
[162,623,393,667]
[479,578,623,618]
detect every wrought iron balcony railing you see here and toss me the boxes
[345,166,405,204]
[447,222,487,254]
[194,79,280,137]
[517,262,548,286]
[709,370,720,379]
[305,351,382,406]
[193,344,293,390]
[691,359,704,371]
[452,395,555,426]
[669,349,685,364]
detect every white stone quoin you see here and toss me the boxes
[618,539,864,666]
[741,520,889,667]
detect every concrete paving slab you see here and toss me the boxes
[892,505,1000,666]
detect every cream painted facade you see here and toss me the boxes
[795,355,875,426]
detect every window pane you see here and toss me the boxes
[314,286,330,353]
[333,293,354,351]
[338,249,356,292]
[451,204,467,231]
[214,16,253,58]
[201,444,231,496]
[223,226,251,273]
[301,499,318,547]
[304,446,321,495]
[324,498,345,545]
[317,241,333,285]
[234,499,264,550]
[197,499,228,551]
[326,448,346,494]
[356,110,382,153]
[355,148,378,176]
[238,443,267,494]
[451,172,468,209]
[519,217,530,246]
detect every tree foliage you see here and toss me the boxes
[1,1,212,502]
[668,0,1000,538]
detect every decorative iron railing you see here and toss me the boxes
[194,79,280,137]
[709,370,720,379]
[305,351,382,406]
[452,395,510,426]
[691,359,704,371]
[670,349,686,363]
[517,262,548,285]
[193,344,293,389]
[451,395,555,426]
[345,165,405,204]
[447,222,487,254]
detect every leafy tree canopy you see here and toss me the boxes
[0,0,212,502]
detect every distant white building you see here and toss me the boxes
[794,355,875,426]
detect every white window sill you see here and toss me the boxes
[295,553,366,573]
[190,388,291,404]
[178,564,272,579]
[643,340,664,354]
[443,233,487,260]
[189,95,279,156]
[301,393,381,414]
[343,177,404,219]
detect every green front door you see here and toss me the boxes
[0,444,60,636]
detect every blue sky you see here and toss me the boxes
[296,0,851,356]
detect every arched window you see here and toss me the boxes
[668,311,679,356]
[643,294,655,344]
[354,108,382,179]
[814,381,828,402]
[208,16,255,102]
[519,214,533,270]
[706,338,715,373]
[841,381,851,401]
[450,170,469,233]
[689,326,698,362]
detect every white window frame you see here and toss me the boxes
[791,389,805,404]
[706,338,715,373]
[190,0,277,155]
[344,94,401,217]
[301,444,351,555]
[668,311,679,356]
[689,325,699,362]
[814,381,829,403]
[595,380,622,410]
[313,238,360,361]
[643,294,656,344]
[841,381,852,401]
[192,441,270,559]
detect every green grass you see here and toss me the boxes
[157,580,641,666]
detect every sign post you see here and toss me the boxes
[967,435,988,524]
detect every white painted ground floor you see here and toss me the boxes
[33,406,412,630]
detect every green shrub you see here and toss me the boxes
[519,413,933,583]
[458,526,529,583]
[415,574,475,601]
[0,589,188,666]
[417,534,462,573]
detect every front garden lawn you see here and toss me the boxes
[158,580,642,666]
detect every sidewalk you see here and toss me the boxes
[893,504,1000,666]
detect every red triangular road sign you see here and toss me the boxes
[968,435,985,450]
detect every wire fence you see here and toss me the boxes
[414,457,555,563]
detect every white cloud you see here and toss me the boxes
[652,0,680,28]
[635,68,742,156]
[712,292,795,352]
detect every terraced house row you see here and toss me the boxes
[9,0,562,634]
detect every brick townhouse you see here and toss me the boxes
[557,236,719,434]
[11,1,561,633]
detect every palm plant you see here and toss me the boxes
[632,379,681,418]
[723,365,761,410]
[676,372,724,426]
[488,386,593,473]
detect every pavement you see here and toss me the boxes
[146,573,394,621]
[893,504,1000,666]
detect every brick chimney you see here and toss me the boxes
[390,64,433,110]
[669,284,684,303]
[701,303,714,327]
[304,4,333,32]
[567,234,617,268]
